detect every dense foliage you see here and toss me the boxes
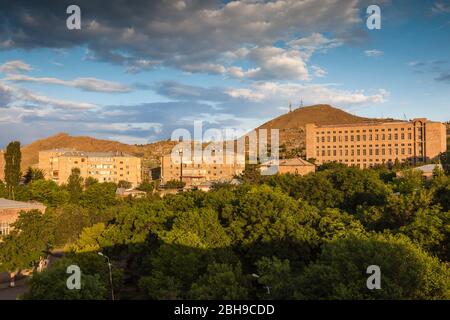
[0,163,449,300]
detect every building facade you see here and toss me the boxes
[39,149,142,186]
[260,158,316,175]
[305,119,447,168]
[0,198,46,237]
[160,150,245,187]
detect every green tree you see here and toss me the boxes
[84,176,99,188]
[254,257,294,299]
[23,167,45,184]
[137,180,155,193]
[80,182,117,210]
[295,234,450,299]
[188,263,249,299]
[165,179,186,189]
[4,141,22,200]
[67,168,84,203]
[239,163,261,184]
[22,257,107,300]
[0,210,54,272]
[27,180,69,207]
[118,180,132,189]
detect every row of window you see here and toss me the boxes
[315,127,415,135]
[317,143,417,148]
[317,148,414,157]
[0,222,11,236]
[316,132,418,143]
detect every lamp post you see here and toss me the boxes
[252,273,271,295]
[98,252,115,300]
[178,148,183,183]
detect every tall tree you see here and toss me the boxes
[4,141,22,200]
[67,168,83,203]
[23,167,45,184]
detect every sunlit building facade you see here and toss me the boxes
[305,119,446,168]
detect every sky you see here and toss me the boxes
[0,0,449,148]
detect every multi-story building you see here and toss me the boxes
[39,149,142,186]
[160,149,245,187]
[305,118,447,168]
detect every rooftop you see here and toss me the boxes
[262,158,315,167]
[55,150,135,158]
[0,198,45,210]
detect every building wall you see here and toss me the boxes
[161,153,245,186]
[277,165,316,175]
[0,203,46,237]
[38,150,142,187]
[305,119,447,168]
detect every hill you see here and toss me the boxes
[19,133,177,174]
[256,104,396,158]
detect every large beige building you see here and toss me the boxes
[39,149,142,186]
[305,118,447,168]
[160,149,245,187]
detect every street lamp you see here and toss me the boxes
[251,273,271,295]
[98,252,115,300]
[178,148,183,183]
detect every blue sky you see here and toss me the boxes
[0,0,449,148]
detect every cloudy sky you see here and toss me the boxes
[0,0,449,147]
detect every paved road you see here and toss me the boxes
[0,284,28,300]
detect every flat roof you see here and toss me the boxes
[308,119,443,129]
[0,198,45,210]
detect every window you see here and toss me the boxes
[0,222,11,236]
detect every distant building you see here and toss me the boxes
[260,158,316,175]
[115,188,147,198]
[396,163,443,180]
[38,149,142,187]
[0,198,46,237]
[160,149,245,187]
[305,118,447,168]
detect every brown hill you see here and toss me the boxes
[256,104,396,158]
[20,132,177,173]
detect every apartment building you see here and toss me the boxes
[39,149,142,186]
[160,148,245,187]
[305,118,447,168]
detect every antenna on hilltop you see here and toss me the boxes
[289,101,292,113]
[300,98,304,108]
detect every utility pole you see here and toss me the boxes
[98,252,114,300]
[178,148,183,183]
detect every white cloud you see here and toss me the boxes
[1,0,362,79]
[311,65,327,77]
[0,60,33,74]
[432,2,450,14]
[226,82,389,106]
[288,33,343,60]
[181,63,227,75]
[5,74,130,93]
[0,82,97,110]
[365,49,384,57]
